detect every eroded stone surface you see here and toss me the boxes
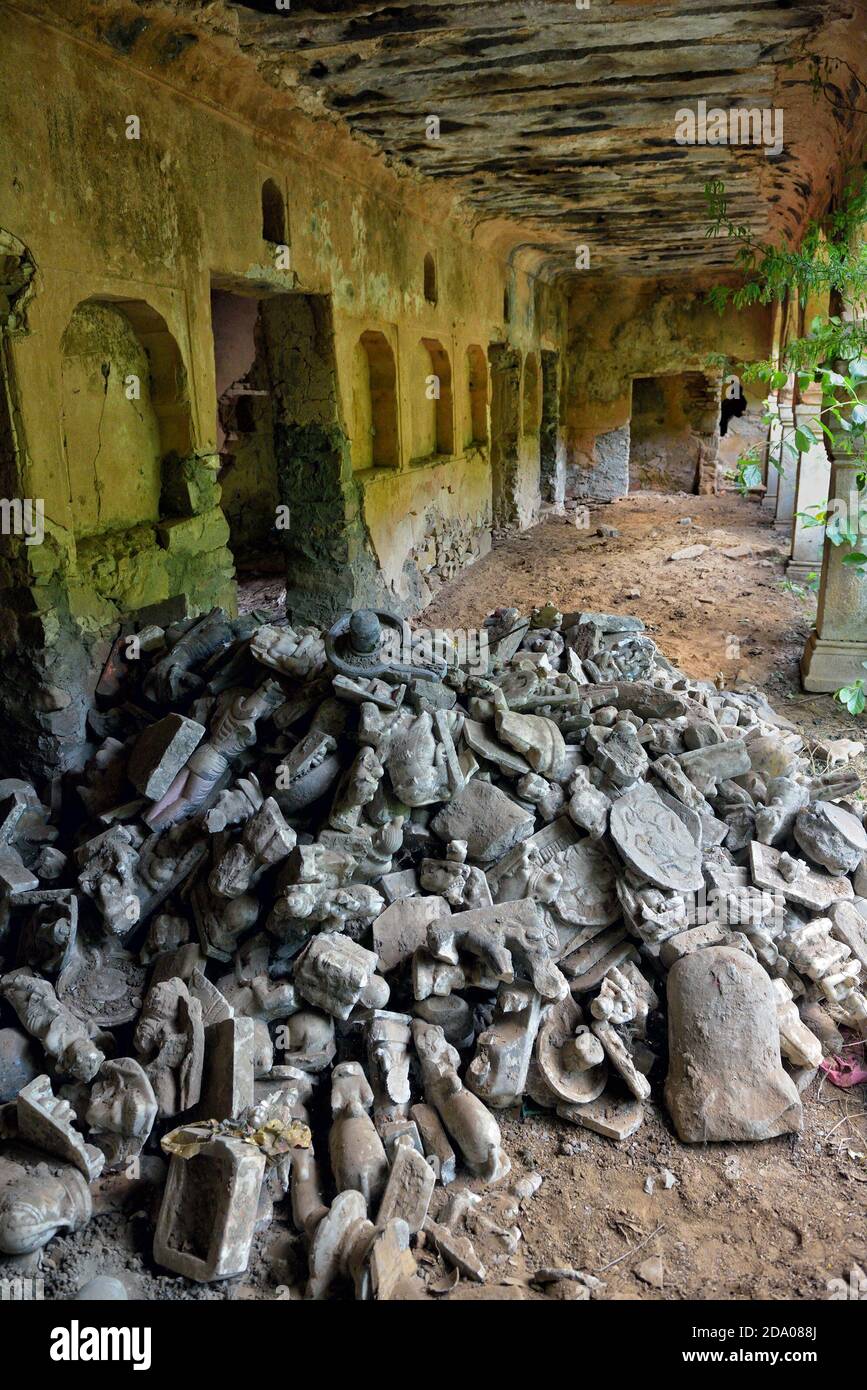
[665,948,802,1143]
[610,784,703,892]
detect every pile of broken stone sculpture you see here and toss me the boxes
[1,599,866,1298]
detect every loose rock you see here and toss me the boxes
[1,598,863,1297]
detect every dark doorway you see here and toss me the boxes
[210,286,282,606]
[629,372,718,494]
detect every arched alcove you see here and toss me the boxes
[522,352,540,436]
[420,337,454,456]
[466,344,488,446]
[356,329,399,468]
[60,299,192,537]
[262,178,287,245]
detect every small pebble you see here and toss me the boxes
[636,1256,664,1289]
[512,1172,543,1200]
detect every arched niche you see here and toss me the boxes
[420,337,454,456]
[423,252,438,305]
[262,178,287,245]
[354,329,399,469]
[60,299,192,537]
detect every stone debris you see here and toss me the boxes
[635,1255,664,1288]
[0,600,865,1295]
[665,948,802,1142]
[667,544,708,561]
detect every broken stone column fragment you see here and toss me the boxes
[665,947,802,1142]
[127,713,206,802]
[154,1131,266,1282]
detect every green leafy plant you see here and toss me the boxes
[706,179,867,573]
[778,572,820,600]
[706,158,867,715]
[836,663,867,716]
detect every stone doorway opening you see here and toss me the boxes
[628,372,721,494]
[210,280,282,602]
[210,283,348,618]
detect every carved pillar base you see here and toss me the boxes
[785,560,821,585]
[801,631,867,692]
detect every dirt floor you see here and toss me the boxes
[5,490,865,1304]
[419,488,867,1302]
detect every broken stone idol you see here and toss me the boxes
[0,600,864,1297]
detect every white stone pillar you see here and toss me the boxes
[800,226,866,691]
[762,387,781,511]
[786,383,831,583]
[763,296,791,512]
[773,379,798,525]
[801,453,867,691]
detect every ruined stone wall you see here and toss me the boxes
[0,7,558,771]
[563,279,773,500]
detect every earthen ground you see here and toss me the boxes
[419,489,867,1302]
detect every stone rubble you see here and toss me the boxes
[0,599,865,1296]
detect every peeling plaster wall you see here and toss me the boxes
[361,452,492,609]
[563,278,773,500]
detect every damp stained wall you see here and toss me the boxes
[0,5,559,768]
[0,9,557,617]
[563,277,774,498]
